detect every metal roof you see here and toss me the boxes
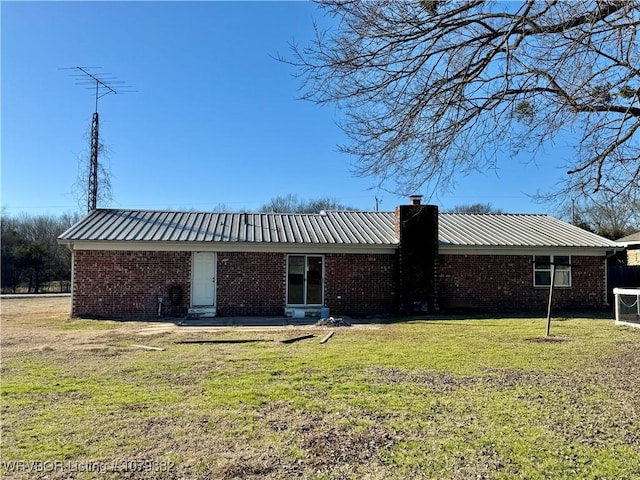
[616,231,640,245]
[438,213,619,248]
[58,209,620,249]
[58,209,398,245]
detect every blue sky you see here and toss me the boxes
[2,1,569,217]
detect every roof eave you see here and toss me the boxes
[439,244,621,255]
[59,239,399,254]
[617,240,640,247]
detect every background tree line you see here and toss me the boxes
[2,193,636,294]
[1,212,81,293]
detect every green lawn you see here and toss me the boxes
[2,309,640,479]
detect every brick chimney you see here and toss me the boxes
[395,196,439,313]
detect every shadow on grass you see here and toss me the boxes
[382,309,615,325]
[72,309,614,328]
[175,339,273,344]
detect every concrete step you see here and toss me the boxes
[188,306,216,318]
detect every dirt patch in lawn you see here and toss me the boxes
[372,367,475,392]
[0,297,324,355]
[372,347,640,451]
[2,297,136,352]
[525,335,570,343]
[214,402,396,480]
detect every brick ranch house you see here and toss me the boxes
[58,197,620,319]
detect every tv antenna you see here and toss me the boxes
[62,66,134,212]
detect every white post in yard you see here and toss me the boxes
[546,263,556,337]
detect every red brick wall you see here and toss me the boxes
[438,254,607,313]
[72,249,607,318]
[72,249,397,319]
[216,252,397,317]
[72,250,191,318]
[324,253,396,316]
[216,252,286,316]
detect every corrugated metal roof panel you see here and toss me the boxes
[438,213,618,248]
[58,209,619,249]
[58,209,398,245]
[617,231,640,244]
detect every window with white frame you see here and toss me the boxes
[533,255,571,287]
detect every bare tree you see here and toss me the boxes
[287,1,640,200]
[447,203,505,214]
[259,194,354,213]
[565,190,639,239]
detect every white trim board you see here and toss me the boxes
[60,240,398,255]
[439,246,613,256]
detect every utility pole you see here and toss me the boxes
[63,67,132,212]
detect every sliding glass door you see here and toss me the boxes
[287,255,323,305]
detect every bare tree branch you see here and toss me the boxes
[284,0,640,199]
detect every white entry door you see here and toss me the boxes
[192,252,216,306]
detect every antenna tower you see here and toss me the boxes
[63,67,133,212]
